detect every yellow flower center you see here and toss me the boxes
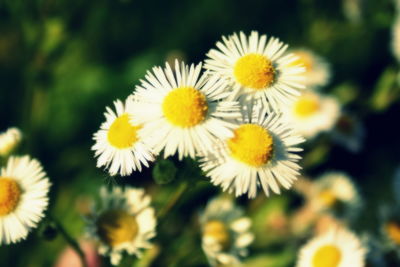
[318,190,337,208]
[290,51,314,71]
[293,94,320,118]
[227,124,274,167]
[233,53,275,89]
[0,178,21,216]
[204,220,230,250]
[385,221,400,245]
[107,114,141,149]
[96,209,139,247]
[162,87,208,127]
[312,245,342,267]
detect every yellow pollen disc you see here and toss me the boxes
[385,222,400,245]
[107,114,140,149]
[162,87,208,127]
[96,209,139,247]
[318,190,337,208]
[227,124,274,167]
[233,53,275,90]
[293,94,320,118]
[0,178,21,216]
[312,245,342,267]
[204,220,230,250]
[289,51,314,71]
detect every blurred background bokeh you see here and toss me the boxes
[1,0,400,266]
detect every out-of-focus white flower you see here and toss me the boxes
[282,91,340,139]
[200,197,254,266]
[288,49,331,89]
[296,227,367,267]
[86,186,156,265]
[0,127,22,157]
[310,172,362,221]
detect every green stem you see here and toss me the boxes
[52,218,88,267]
[157,182,189,222]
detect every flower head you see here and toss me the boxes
[0,155,51,244]
[200,197,254,266]
[309,172,362,221]
[288,49,331,89]
[282,91,340,139]
[204,31,304,110]
[131,60,240,159]
[296,227,367,267]
[92,97,154,176]
[0,127,22,157]
[200,104,304,198]
[86,186,156,265]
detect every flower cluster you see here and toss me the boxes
[0,30,373,267]
[89,31,371,266]
[92,31,306,199]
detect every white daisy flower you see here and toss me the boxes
[86,186,156,265]
[200,197,254,267]
[0,127,22,157]
[288,49,331,89]
[296,227,367,267]
[130,60,240,159]
[92,97,154,176]
[0,155,51,244]
[200,105,304,198]
[282,91,340,139]
[310,172,361,221]
[204,31,305,110]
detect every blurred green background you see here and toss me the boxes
[1,0,400,266]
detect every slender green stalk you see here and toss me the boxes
[157,182,189,221]
[52,218,88,267]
